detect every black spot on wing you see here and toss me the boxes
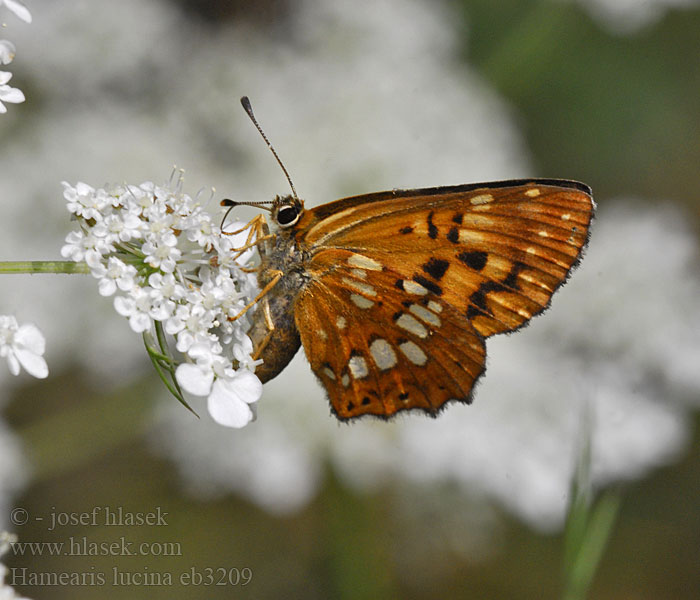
[457,250,488,271]
[447,227,459,244]
[400,226,413,234]
[427,211,438,239]
[503,261,526,290]
[422,258,450,280]
[465,260,528,320]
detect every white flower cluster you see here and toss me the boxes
[0,315,48,379]
[61,176,264,428]
[0,532,31,599]
[0,0,31,114]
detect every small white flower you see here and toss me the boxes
[62,181,112,221]
[147,272,182,320]
[142,231,181,273]
[60,229,112,267]
[114,289,153,333]
[172,305,217,352]
[92,257,138,297]
[0,315,48,379]
[0,70,24,113]
[92,212,143,244]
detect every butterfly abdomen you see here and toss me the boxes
[249,291,302,383]
[249,227,309,383]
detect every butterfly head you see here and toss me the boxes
[271,194,304,229]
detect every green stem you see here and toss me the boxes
[0,261,89,275]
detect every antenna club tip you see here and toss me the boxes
[240,96,252,111]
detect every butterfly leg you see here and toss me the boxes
[222,214,274,262]
[228,269,283,323]
[250,298,275,361]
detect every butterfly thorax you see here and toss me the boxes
[247,207,311,383]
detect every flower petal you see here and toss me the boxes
[207,381,254,428]
[14,324,46,355]
[230,369,263,404]
[0,85,24,104]
[4,0,32,23]
[176,363,214,396]
[14,348,48,378]
[6,353,20,376]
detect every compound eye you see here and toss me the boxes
[276,204,300,227]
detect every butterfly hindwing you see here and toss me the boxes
[294,248,486,419]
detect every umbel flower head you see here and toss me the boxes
[61,174,263,428]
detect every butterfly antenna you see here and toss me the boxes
[240,96,298,200]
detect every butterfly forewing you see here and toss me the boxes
[298,181,592,340]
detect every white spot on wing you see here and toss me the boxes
[538,230,549,237]
[350,268,367,279]
[403,280,428,295]
[341,374,350,387]
[399,340,428,366]
[342,277,377,297]
[323,367,336,380]
[348,355,369,379]
[561,213,571,221]
[525,188,541,197]
[427,300,443,314]
[318,329,328,340]
[336,316,347,329]
[351,294,374,309]
[348,253,383,271]
[369,338,398,371]
[470,193,494,205]
[396,313,429,338]
[409,304,441,328]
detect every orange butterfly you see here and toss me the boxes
[230,98,595,421]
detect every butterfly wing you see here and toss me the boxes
[294,249,486,419]
[292,180,593,419]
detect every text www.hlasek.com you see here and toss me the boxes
[10,537,182,557]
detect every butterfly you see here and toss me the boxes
[231,98,595,421]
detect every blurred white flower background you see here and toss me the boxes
[1,0,699,597]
